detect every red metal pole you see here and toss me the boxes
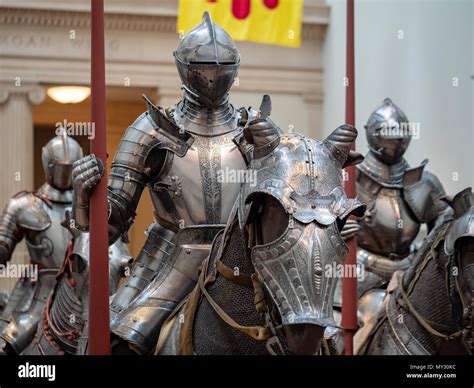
[88,0,110,355]
[342,0,357,356]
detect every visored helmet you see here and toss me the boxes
[174,12,240,109]
[42,131,83,191]
[365,98,411,165]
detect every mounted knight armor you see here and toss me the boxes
[71,12,276,354]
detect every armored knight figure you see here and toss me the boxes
[0,132,83,355]
[327,98,447,352]
[72,12,276,354]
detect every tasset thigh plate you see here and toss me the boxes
[111,224,224,354]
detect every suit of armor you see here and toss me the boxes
[0,133,83,354]
[72,12,268,354]
[354,98,446,297]
[328,99,447,353]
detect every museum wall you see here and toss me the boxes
[324,0,473,197]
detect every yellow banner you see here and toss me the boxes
[177,0,303,48]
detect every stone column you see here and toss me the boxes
[0,82,45,291]
[0,82,45,204]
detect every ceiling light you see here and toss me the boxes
[47,86,91,104]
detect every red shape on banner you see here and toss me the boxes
[232,0,251,19]
[263,0,279,9]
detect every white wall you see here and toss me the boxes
[324,0,473,197]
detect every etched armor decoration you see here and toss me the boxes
[71,12,268,354]
[0,133,83,355]
[239,126,366,328]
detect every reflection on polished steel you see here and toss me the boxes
[239,127,366,328]
[0,133,83,355]
[71,12,264,354]
[174,11,240,111]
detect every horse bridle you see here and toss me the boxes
[199,252,287,355]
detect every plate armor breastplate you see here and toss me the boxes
[150,127,247,227]
[356,154,420,258]
[357,183,420,258]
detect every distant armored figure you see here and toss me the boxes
[354,98,446,296]
[328,98,447,352]
[0,133,83,355]
[72,12,275,354]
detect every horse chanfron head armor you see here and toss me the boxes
[238,125,365,332]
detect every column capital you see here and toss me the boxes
[0,82,45,106]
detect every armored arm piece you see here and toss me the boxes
[0,193,50,265]
[107,111,167,244]
[72,111,167,244]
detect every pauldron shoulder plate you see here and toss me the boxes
[143,95,194,158]
[403,160,445,224]
[7,192,51,232]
